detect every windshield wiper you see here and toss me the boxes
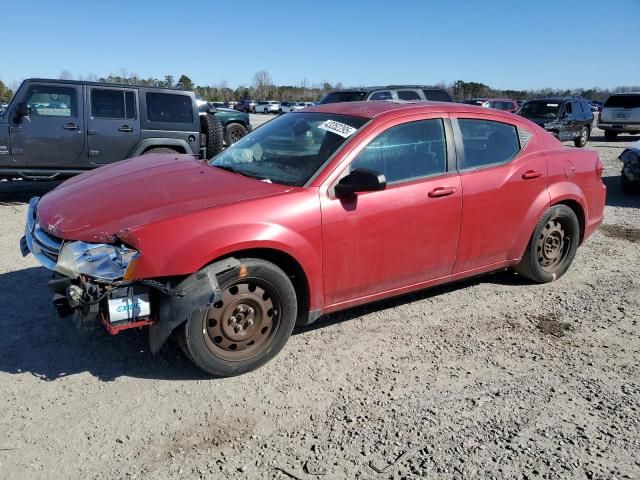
[213,164,268,181]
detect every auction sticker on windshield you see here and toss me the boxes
[319,120,357,138]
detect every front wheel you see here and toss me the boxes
[224,123,248,145]
[574,126,589,148]
[179,258,297,377]
[514,205,580,283]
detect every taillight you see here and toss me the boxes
[595,155,604,178]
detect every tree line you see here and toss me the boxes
[1,72,638,104]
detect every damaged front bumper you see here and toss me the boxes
[21,197,236,352]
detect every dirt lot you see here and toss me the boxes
[0,124,639,480]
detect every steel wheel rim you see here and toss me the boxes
[202,280,281,361]
[581,128,587,143]
[536,218,571,272]
[229,127,243,143]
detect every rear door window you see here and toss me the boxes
[91,89,137,119]
[457,119,520,170]
[146,92,193,123]
[396,90,422,101]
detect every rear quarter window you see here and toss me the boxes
[146,92,194,123]
[457,119,521,170]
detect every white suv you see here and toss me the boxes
[256,100,281,114]
[598,93,640,140]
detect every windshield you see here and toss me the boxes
[319,91,367,104]
[519,101,559,119]
[209,112,368,186]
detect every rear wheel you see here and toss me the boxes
[180,258,297,377]
[514,205,580,283]
[224,123,248,145]
[574,126,589,148]
[604,130,618,141]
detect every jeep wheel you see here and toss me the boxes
[225,123,248,145]
[514,205,580,283]
[143,147,180,155]
[179,258,297,377]
[201,114,224,158]
[574,126,589,148]
[604,130,618,141]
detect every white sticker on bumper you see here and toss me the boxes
[108,294,150,323]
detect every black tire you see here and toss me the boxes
[143,147,180,155]
[621,173,638,195]
[278,108,283,114]
[604,130,618,141]
[200,113,224,158]
[514,205,580,283]
[263,108,268,114]
[224,123,248,145]
[180,258,297,377]
[574,126,589,148]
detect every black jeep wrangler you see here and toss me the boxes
[0,79,237,180]
[518,96,594,148]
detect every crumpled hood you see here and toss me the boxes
[36,154,290,242]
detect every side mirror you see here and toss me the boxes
[334,168,386,198]
[15,102,29,120]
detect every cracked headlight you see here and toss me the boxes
[55,241,140,281]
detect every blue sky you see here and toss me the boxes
[1,0,638,91]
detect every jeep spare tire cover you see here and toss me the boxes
[201,114,224,158]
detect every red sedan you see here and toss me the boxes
[22,101,606,376]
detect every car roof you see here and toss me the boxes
[330,85,446,93]
[302,100,521,120]
[25,78,188,92]
[484,98,516,102]
[528,96,586,103]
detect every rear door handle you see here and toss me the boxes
[428,186,456,198]
[118,125,133,133]
[522,170,543,180]
[63,123,78,130]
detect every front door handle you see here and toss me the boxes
[522,170,543,180]
[63,123,78,130]
[428,186,456,198]
[118,125,133,133]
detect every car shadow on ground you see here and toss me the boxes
[0,266,527,382]
[0,180,61,206]
[294,270,525,335]
[602,175,640,208]
[0,266,208,382]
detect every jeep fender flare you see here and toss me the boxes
[129,138,194,158]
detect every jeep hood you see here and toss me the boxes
[36,154,291,242]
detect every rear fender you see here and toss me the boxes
[129,138,194,157]
[510,187,551,261]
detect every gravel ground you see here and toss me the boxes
[0,125,639,480]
